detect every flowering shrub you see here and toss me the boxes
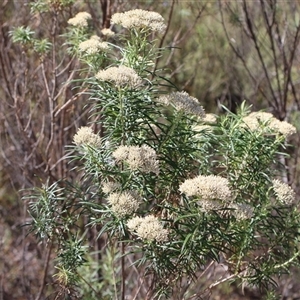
[15,7,300,300]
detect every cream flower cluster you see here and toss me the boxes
[242,112,296,138]
[73,127,101,147]
[198,200,223,212]
[179,175,232,202]
[272,179,296,205]
[111,9,166,32]
[158,91,205,118]
[102,181,121,194]
[112,144,159,174]
[203,113,217,123]
[79,35,109,55]
[101,28,115,37]
[229,203,254,220]
[127,215,169,242]
[269,119,297,138]
[107,191,141,218]
[68,12,91,27]
[95,65,142,88]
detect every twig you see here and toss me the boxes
[209,273,236,289]
[41,61,54,169]
[54,87,89,118]
[77,272,102,297]
[218,0,275,111]
[242,0,280,112]
[127,254,148,297]
[35,242,53,300]
[260,0,283,113]
[121,242,125,300]
[274,251,300,269]
[153,0,175,72]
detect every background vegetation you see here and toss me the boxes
[1,0,300,299]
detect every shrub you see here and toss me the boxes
[15,6,300,300]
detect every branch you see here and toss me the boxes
[242,0,280,112]
[218,0,275,110]
[153,0,175,72]
[35,242,53,300]
[260,0,283,113]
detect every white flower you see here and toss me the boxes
[242,111,296,138]
[269,119,296,138]
[203,113,217,123]
[179,175,232,202]
[68,12,91,27]
[95,65,142,88]
[111,9,166,32]
[79,35,109,54]
[73,127,101,147]
[158,91,205,117]
[107,191,141,218]
[272,179,296,205]
[101,28,115,37]
[229,203,254,220]
[112,144,159,174]
[127,215,169,242]
[102,181,121,194]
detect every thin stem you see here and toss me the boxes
[209,273,237,289]
[111,243,118,300]
[121,242,125,300]
[274,251,300,269]
[35,242,53,300]
[117,88,126,146]
[219,1,271,107]
[242,0,280,111]
[153,0,175,73]
[259,0,283,110]
[77,272,102,297]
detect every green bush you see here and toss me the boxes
[16,7,300,300]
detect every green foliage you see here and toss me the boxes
[10,26,34,45]
[29,0,75,13]
[33,38,52,55]
[26,182,65,239]
[10,26,52,58]
[29,0,50,13]
[77,247,121,299]
[19,5,300,300]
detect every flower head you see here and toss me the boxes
[111,145,129,161]
[203,113,217,123]
[95,65,142,88]
[158,91,205,117]
[179,175,232,202]
[242,112,296,138]
[102,181,121,194]
[101,28,115,37]
[111,9,166,32]
[68,12,91,27]
[107,191,141,218]
[269,119,296,138]
[229,203,254,220]
[127,215,169,242]
[79,35,109,54]
[198,200,223,212]
[272,179,296,205]
[73,127,101,147]
[112,144,159,174]
[242,112,274,131]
